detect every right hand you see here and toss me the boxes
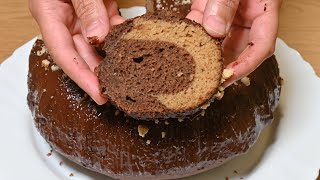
[29,0,125,105]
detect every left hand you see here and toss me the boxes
[187,0,282,87]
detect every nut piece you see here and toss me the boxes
[222,68,234,79]
[165,120,169,125]
[41,59,50,70]
[138,125,149,138]
[146,140,151,145]
[178,118,184,122]
[37,46,47,56]
[161,132,166,138]
[200,110,206,116]
[214,91,225,100]
[241,77,251,86]
[51,65,60,72]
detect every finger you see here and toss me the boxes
[39,19,107,105]
[106,0,125,25]
[73,34,102,71]
[186,0,206,23]
[203,0,240,37]
[223,5,279,88]
[71,0,110,44]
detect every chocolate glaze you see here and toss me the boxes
[28,39,281,179]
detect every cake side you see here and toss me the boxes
[28,39,281,179]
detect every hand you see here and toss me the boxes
[187,0,282,87]
[29,0,125,104]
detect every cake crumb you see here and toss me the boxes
[248,42,254,46]
[41,59,50,70]
[59,161,63,166]
[189,74,194,81]
[241,77,251,86]
[146,140,151,145]
[201,103,210,110]
[177,72,184,77]
[234,170,238,174]
[222,68,234,79]
[138,125,149,138]
[114,110,120,116]
[51,65,60,71]
[46,152,52,157]
[161,132,166,138]
[178,118,184,122]
[69,173,74,177]
[165,120,169,125]
[200,110,206,116]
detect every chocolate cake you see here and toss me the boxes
[96,12,223,120]
[27,2,282,179]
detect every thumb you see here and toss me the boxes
[203,0,240,37]
[71,0,109,44]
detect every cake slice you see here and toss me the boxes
[96,11,223,120]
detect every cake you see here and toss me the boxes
[96,12,223,120]
[27,2,282,180]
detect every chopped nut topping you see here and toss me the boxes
[165,120,169,125]
[218,86,224,92]
[138,125,149,138]
[41,59,50,70]
[161,132,166,138]
[241,77,251,86]
[200,110,206,116]
[43,89,47,92]
[146,140,151,145]
[114,110,120,116]
[37,46,47,56]
[154,119,159,124]
[214,91,225,100]
[50,96,54,99]
[51,65,60,72]
[222,68,234,79]
[178,118,184,122]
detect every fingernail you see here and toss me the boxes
[85,19,105,40]
[205,15,227,36]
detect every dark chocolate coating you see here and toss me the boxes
[28,39,281,179]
